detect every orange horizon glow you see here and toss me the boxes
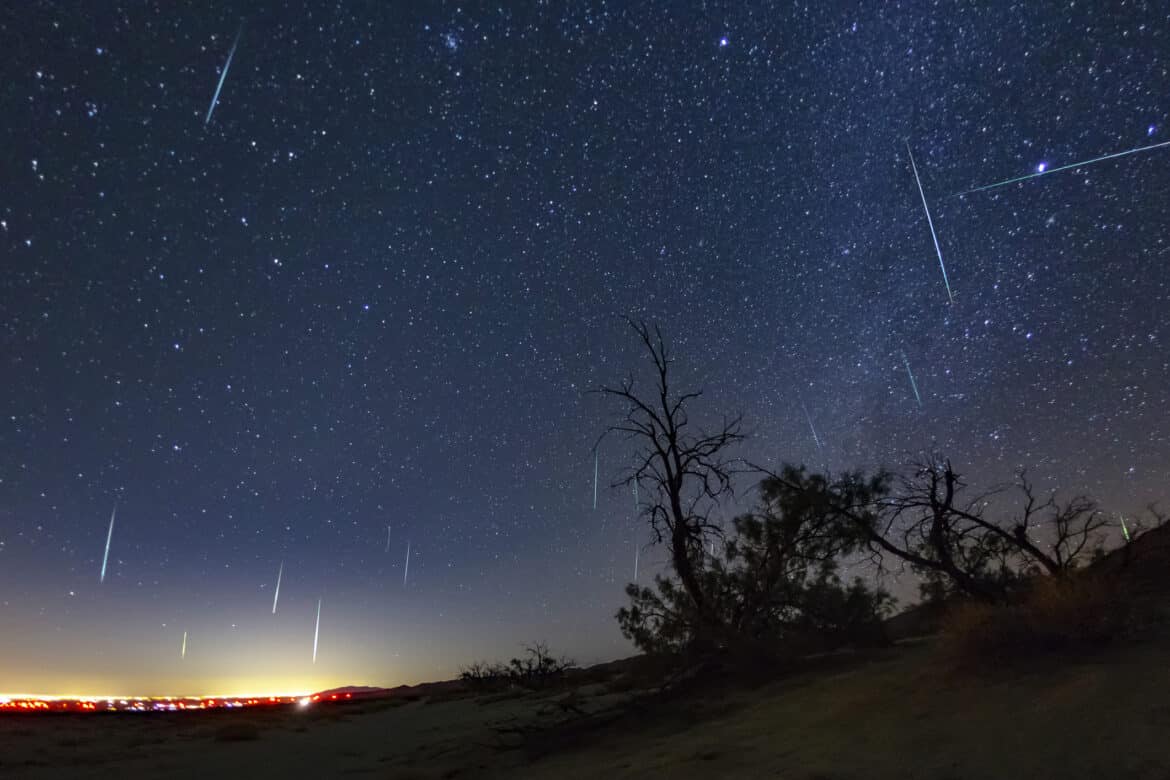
[0,691,357,712]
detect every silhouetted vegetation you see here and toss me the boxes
[616,476,893,656]
[939,574,1130,668]
[460,642,576,691]
[597,318,744,647]
[603,322,1168,666]
[760,459,1119,606]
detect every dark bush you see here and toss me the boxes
[939,574,1130,669]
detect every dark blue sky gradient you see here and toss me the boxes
[2,1,1168,694]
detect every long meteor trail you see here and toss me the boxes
[593,450,599,510]
[313,598,321,663]
[272,561,283,614]
[204,24,243,126]
[385,524,391,553]
[403,540,411,586]
[907,143,955,304]
[100,504,116,583]
[901,351,922,408]
[181,631,187,660]
[801,401,823,450]
[957,138,1170,196]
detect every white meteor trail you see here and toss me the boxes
[901,351,922,408]
[204,25,243,126]
[100,504,116,583]
[313,598,321,663]
[593,450,599,510]
[906,143,955,304]
[801,402,823,450]
[403,540,411,586]
[957,138,1170,196]
[633,544,639,582]
[385,524,391,553]
[181,631,187,660]
[272,561,283,614]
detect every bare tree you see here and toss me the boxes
[598,319,744,631]
[762,458,1113,605]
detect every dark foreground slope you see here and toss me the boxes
[5,528,1169,779]
[3,633,1169,780]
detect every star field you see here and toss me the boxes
[2,1,1169,694]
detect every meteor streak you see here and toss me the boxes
[907,143,955,304]
[633,544,639,582]
[313,598,321,663]
[385,524,391,553]
[801,402,823,450]
[901,351,922,408]
[403,540,411,586]
[100,504,116,583]
[181,631,187,660]
[204,24,243,126]
[1121,515,1131,542]
[593,450,599,510]
[272,561,282,614]
[957,138,1170,196]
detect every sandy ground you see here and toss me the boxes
[3,638,1170,779]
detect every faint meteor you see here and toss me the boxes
[272,561,283,614]
[633,544,639,582]
[906,143,955,304]
[1120,515,1131,542]
[204,24,243,126]
[901,351,922,408]
[957,138,1170,196]
[312,598,321,663]
[181,631,187,660]
[801,401,822,450]
[593,450,599,510]
[385,524,391,554]
[100,504,116,583]
[403,540,411,586]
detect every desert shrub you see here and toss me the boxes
[617,504,892,657]
[459,660,511,690]
[939,574,1130,668]
[505,642,576,689]
[461,642,575,691]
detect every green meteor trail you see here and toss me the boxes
[901,351,922,408]
[957,138,1170,196]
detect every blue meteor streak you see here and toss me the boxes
[957,138,1170,196]
[906,143,955,304]
[593,450,599,510]
[272,561,282,614]
[901,351,922,408]
[100,504,116,583]
[801,401,822,450]
[204,25,243,126]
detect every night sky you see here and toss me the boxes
[3,1,1169,696]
